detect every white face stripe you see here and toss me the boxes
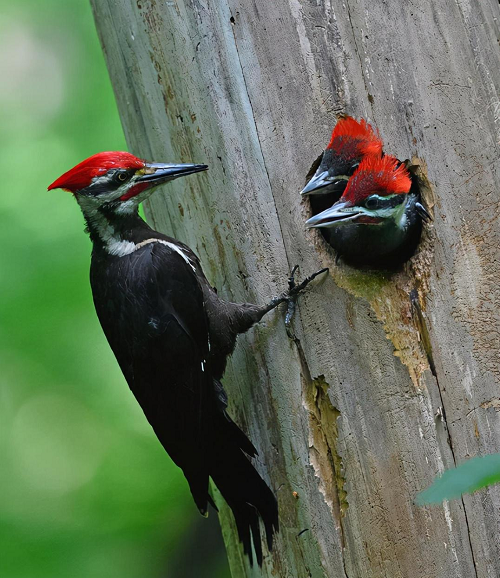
[77,196,138,256]
[77,195,121,247]
[360,193,410,230]
[89,172,141,204]
[369,193,396,201]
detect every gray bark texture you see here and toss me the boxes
[90,1,500,576]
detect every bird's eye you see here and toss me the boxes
[350,162,360,173]
[364,196,380,210]
[113,170,131,184]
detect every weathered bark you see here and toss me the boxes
[90,1,500,576]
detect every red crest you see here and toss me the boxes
[342,155,412,204]
[327,116,383,157]
[48,152,145,192]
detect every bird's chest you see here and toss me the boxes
[91,243,209,352]
[329,220,403,255]
[328,204,419,265]
[91,253,160,334]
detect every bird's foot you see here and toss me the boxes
[265,265,328,339]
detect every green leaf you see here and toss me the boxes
[416,454,500,505]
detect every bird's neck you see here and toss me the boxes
[77,198,153,256]
[328,193,421,266]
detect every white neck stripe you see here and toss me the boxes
[109,237,197,272]
[76,198,195,268]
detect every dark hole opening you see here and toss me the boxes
[304,152,345,244]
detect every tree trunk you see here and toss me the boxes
[90,1,500,576]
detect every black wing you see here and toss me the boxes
[90,243,213,513]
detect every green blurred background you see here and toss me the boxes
[0,1,229,576]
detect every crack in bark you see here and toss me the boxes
[294,339,350,578]
[344,0,375,117]
[227,8,293,276]
[413,303,479,578]
[410,289,436,376]
[434,376,479,578]
[309,375,348,523]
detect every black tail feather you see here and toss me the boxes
[233,502,263,566]
[222,411,258,457]
[185,472,210,516]
[249,505,263,566]
[210,414,279,566]
[213,379,257,457]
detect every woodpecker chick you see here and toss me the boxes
[306,154,428,266]
[301,116,383,197]
[49,152,327,566]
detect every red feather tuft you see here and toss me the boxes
[341,154,412,204]
[327,116,383,157]
[48,151,146,192]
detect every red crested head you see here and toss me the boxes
[327,116,383,157]
[341,154,412,204]
[48,151,146,192]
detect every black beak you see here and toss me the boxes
[305,200,362,228]
[137,163,208,185]
[301,170,350,196]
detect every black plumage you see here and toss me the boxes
[90,216,279,565]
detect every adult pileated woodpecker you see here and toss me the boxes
[306,154,430,266]
[49,151,326,565]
